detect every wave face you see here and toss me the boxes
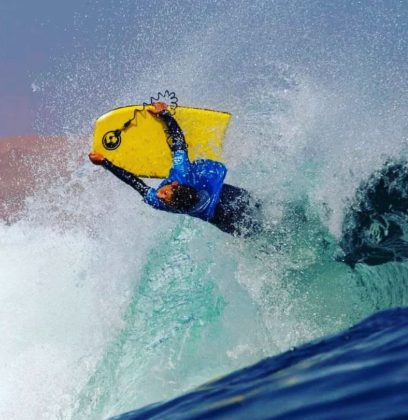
[113,307,408,420]
[2,1,408,419]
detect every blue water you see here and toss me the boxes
[114,307,408,419]
[2,1,408,419]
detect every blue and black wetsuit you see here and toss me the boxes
[102,111,263,237]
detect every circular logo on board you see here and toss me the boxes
[102,130,122,150]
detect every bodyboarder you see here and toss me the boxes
[89,102,263,237]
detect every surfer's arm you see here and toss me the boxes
[102,159,150,197]
[158,111,188,154]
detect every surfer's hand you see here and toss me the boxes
[88,152,106,165]
[149,101,168,115]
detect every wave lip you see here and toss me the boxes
[113,307,408,419]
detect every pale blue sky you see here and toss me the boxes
[1,0,407,136]
[1,1,89,135]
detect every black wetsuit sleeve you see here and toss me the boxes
[102,159,150,198]
[157,110,188,153]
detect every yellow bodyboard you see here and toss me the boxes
[92,105,231,178]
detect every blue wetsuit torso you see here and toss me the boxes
[144,150,227,221]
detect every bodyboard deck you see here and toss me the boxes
[92,105,231,178]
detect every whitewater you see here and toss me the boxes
[1,1,407,419]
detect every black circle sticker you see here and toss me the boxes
[102,130,122,150]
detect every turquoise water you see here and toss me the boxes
[73,197,408,418]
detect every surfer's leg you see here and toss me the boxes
[210,184,263,237]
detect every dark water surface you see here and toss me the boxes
[114,307,408,419]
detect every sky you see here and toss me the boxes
[0,2,84,136]
[1,0,407,137]
[0,0,218,136]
